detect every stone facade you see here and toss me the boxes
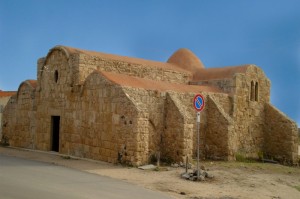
[2,46,298,165]
[0,91,17,139]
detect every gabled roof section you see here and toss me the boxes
[55,45,192,74]
[99,71,223,93]
[16,80,37,99]
[18,80,37,89]
[192,65,251,81]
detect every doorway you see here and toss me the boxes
[51,116,60,152]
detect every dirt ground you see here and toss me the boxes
[1,147,299,199]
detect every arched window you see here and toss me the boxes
[54,70,59,83]
[255,82,258,101]
[250,81,255,101]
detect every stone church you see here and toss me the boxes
[1,45,298,165]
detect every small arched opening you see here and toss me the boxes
[54,70,59,83]
[250,81,255,101]
[255,82,258,101]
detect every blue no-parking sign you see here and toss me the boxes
[193,94,205,112]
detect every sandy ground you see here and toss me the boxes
[0,146,299,199]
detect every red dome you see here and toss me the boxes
[167,48,205,74]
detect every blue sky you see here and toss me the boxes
[0,0,299,126]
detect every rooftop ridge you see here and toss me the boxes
[52,45,192,74]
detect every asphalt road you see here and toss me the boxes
[0,154,172,199]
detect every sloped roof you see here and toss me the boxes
[26,80,37,88]
[48,45,252,87]
[192,65,250,81]
[18,80,37,90]
[100,71,223,93]
[0,91,17,97]
[53,46,251,82]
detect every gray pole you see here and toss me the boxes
[197,112,200,180]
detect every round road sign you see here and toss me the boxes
[193,94,205,112]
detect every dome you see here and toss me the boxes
[167,48,205,74]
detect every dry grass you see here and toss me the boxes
[294,185,300,192]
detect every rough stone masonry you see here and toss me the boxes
[1,45,298,166]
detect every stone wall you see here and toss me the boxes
[64,73,145,165]
[38,65,154,165]
[264,103,298,163]
[189,65,285,161]
[162,92,235,162]
[35,49,72,151]
[191,79,235,95]
[123,88,169,161]
[230,66,271,159]
[0,96,13,138]
[15,83,36,148]
[24,49,155,165]
[77,54,191,85]
[2,82,36,148]
[206,95,232,160]
[171,92,206,159]
[3,46,298,166]
[163,93,193,162]
[1,96,17,142]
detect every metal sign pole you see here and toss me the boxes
[193,94,205,181]
[197,112,200,180]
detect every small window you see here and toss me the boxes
[250,81,255,101]
[250,81,259,102]
[54,70,59,83]
[255,82,258,101]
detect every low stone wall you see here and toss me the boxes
[264,103,298,164]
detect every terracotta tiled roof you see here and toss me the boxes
[26,80,37,88]
[54,46,253,82]
[53,45,192,74]
[48,45,253,87]
[100,71,223,93]
[192,65,250,81]
[16,80,37,98]
[0,91,17,97]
